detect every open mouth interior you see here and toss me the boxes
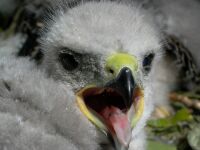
[76,86,144,146]
[82,87,132,115]
[80,87,136,134]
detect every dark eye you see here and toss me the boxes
[59,52,79,71]
[142,53,155,73]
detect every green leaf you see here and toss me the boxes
[171,108,193,123]
[187,125,200,150]
[148,108,193,128]
[147,140,176,150]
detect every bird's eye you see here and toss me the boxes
[142,53,155,73]
[59,52,79,71]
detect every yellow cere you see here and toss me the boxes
[105,53,138,77]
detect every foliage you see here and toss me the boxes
[147,88,200,150]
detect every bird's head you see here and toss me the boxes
[41,1,162,149]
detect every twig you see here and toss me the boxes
[169,93,200,110]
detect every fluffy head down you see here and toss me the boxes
[40,0,164,149]
[0,35,100,150]
[41,0,162,85]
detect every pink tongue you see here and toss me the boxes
[100,106,131,146]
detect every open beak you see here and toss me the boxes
[76,53,144,150]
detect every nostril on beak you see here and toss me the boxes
[106,67,115,75]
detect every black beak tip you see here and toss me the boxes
[105,67,136,107]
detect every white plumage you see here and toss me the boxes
[0,35,101,150]
[0,0,199,150]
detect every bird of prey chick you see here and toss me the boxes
[0,0,199,150]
